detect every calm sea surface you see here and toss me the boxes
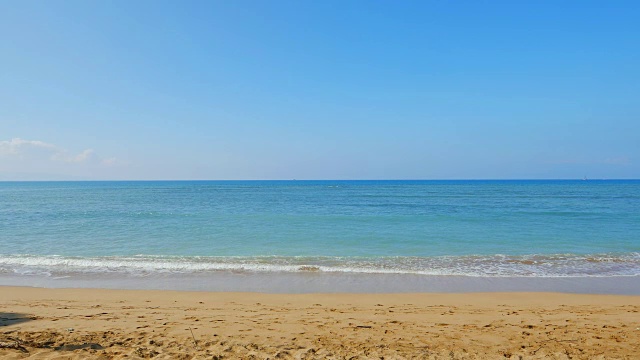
[1,180,639,292]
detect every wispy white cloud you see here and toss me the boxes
[101,157,117,166]
[51,148,95,163]
[0,138,113,165]
[0,138,59,155]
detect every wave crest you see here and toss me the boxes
[0,253,638,278]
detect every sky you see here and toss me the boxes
[1,1,639,180]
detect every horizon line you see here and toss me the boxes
[1,178,638,182]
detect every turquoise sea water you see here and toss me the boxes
[1,180,639,291]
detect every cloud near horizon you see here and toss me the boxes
[0,138,115,166]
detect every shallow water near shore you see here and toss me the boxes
[2,272,640,294]
[1,180,639,293]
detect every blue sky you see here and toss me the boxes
[1,1,638,180]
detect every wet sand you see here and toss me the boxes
[1,286,639,359]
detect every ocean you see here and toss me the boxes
[1,180,639,293]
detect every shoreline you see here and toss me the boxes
[2,272,640,295]
[1,286,639,359]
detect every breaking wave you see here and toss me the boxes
[0,253,639,278]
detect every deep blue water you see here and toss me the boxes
[1,180,639,278]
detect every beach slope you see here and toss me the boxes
[1,287,638,359]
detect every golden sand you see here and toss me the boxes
[1,287,639,359]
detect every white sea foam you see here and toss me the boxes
[0,253,638,278]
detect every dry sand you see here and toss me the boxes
[1,286,639,359]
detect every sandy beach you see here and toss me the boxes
[0,287,638,359]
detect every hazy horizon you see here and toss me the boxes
[1,178,637,182]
